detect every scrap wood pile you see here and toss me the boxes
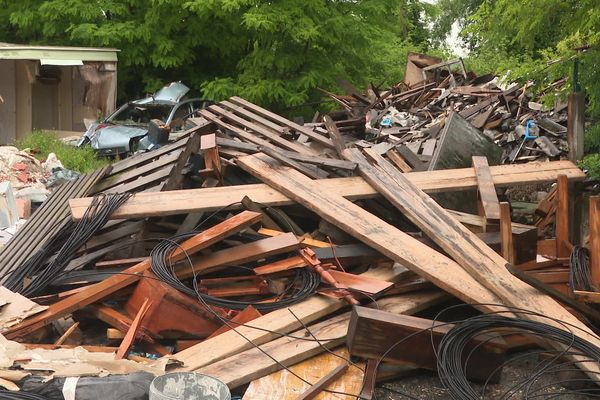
[0,54,599,399]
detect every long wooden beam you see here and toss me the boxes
[195,292,445,388]
[345,148,600,380]
[70,160,585,221]
[237,154,504,308]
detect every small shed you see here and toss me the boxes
[0,43,119,144]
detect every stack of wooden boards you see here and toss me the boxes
[1,85,599,399]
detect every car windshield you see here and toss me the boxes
[108,103,173,126]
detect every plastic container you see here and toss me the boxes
[149,372,231,400]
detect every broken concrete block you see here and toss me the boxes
[0,182,18,229]
[15,198,31,219]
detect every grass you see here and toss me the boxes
[579,153,600,181]
[14,131,111,173]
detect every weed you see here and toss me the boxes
[14,131,111,173]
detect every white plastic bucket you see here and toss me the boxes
[149,372,231,400]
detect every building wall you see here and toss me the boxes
[0,60,16,144]
[15,60,34,141]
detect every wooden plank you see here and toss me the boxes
[172,266,415,371]
[322,116,346,157]
[242,197,283,231]
[94,149,182,192]
[296,364,348,400]
[243,348,363,400]
[258,228,332,248]
[216,137,355,170]
[259,146,329,179]
[396,145,426,171]
[207,306,262,339]
[500,202,515,263]
[346,307,505,382]
[574,290,600,304]
[237,154,504,309]
[203,106,316,156]
[472,156,500,222]
[591,196,600,289]
[180,232,301,279]
[228,96,334,148]
[556,174,570,258]
[116,298,151,359]
[195,292,445,388]
[54,322,80,346]
[567,92,585,162]
[343,148,600,379]
[70,161,585,221]
[386,149,412,173]
[3,211,262,339]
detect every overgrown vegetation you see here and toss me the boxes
[15,132,111,173]
[0,0,434,114]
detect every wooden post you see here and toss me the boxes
[567,92,585,162]
[556,175,570,258]
[500,202,514,264]
[590,196,600,289]
[472,156,500,232]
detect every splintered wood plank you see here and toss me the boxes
[590,196,600,289]
[345,148,600,380]
[243,349,361,400]
[197,293,444,389]
[70,161,585,221]
[472,156,500,222]
[237,153,503,310]
[3,211,262,340]
[556,174,570,258]
[172,266,413,371]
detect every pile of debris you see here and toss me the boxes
[318,53,569,169]
[0,54,598,399]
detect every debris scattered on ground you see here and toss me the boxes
[0,53,598,399]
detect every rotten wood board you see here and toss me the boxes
[70,161,585,221]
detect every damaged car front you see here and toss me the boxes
[77,82,209,157]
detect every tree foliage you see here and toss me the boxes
[0,0,429,113]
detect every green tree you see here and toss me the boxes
[0,0,429,113]
[434,0,600,150]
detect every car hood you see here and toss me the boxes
[91,125,148,150]
[135,82,190,105]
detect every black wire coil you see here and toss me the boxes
[149,231,320,312]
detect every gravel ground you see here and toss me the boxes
[374,353,595,399]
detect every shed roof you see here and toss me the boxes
[0,43,118,62]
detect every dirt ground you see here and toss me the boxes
[374,353,594,399]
